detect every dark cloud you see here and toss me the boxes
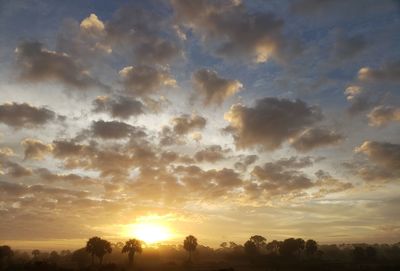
[358,60,400,82]
[90,120,146,139]
[34,168,97,186]
[119,65,176,97]
[92,96,144,119]
[105,5,182,65]
[192,68,242,105]
[344,85,377,115]
[368,105,400,127]
[172,114,207,135]
[234,154,258,172]
[15,41,103,89]
[0,102,57,128]
[356,141,400,171]
[194,145,229,163]
[21,138,53,160]
[246,157,351,198]
[334,32,367,59]
[224,97,322,150]
[290,127,344,152]
[2,161,32,178]
[171,0,300,63]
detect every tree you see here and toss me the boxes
[122,239,142,267]
[365,246,377,261]
[266,240,280,254]
[71,248,91,269]
[31,249,40,259]
[0,246,13,269]
[249,235,267,251]
[183,235,198,263]
[280,238,304,257]
[305,239,318,256]
[85,236,112,265]
[244,240,258,256]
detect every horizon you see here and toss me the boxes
[0,0,400,259]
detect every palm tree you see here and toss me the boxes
[122,239,142,267]
[183,235,197,263]
[86,236,112,265]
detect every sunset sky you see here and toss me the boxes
[0,0,400,250]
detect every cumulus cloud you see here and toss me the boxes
[172,114,207,135]
[290,127,344,152]
[15,41,103,89]
[192,68,242,105]
[234,154,258,172]
[0,102,57,128]
[119,65,176,97]
[105,6,182,65]
[2,161,32,178]
[21,138,53,160]
[358,60,400,82]
[246,157,351,198]
[355,141,400,170]
[90,120,146,139]
[194,145,229,162]
[92,96,144,119]
[224,97,322,150]
[344,85,375,115]
[171,0,299,63]
[368,105,400,127]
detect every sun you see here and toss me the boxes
[126,222,172,244]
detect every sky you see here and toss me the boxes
[0,0,400,250]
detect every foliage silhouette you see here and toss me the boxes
[183,235,198,263]
[86,236,112,266]
[122,239,142,268]
[305,239,318,256]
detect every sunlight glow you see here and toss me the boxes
[126,222,172,244]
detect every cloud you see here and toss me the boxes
[194,145,229,162]
[192,68,242,105]
[334,32,367,59]
[368,105,400,127]
[2,161,32,178]
[224,97,322,150]
[80,13,105,34]
[234,154,258,172]
[105,6,182,65]
[344,85,376,115]
[92,96,144,119]
[355,141,400,170]
[15,41,103,89]
[0,102,57,128]
[358,60,400,82]
[90,120,146,139]
[172,114,207,135]
[171,0,299,63]
[21,138,53,160]
[119,66,176,97]
[246,157,352,198]
[290,127,344,152]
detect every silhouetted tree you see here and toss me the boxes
[280,238,304,258]
[250,235,267,251]
[183,235,198,263]
[31,249,40,260]
[71,248,91,269]
[122,239,142,267]
[86,236,112,265]
[220,242,228,249]
[266,240,280,254]
[0,246,13,269]
[305,239,318,256]
[244,240,258,256]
